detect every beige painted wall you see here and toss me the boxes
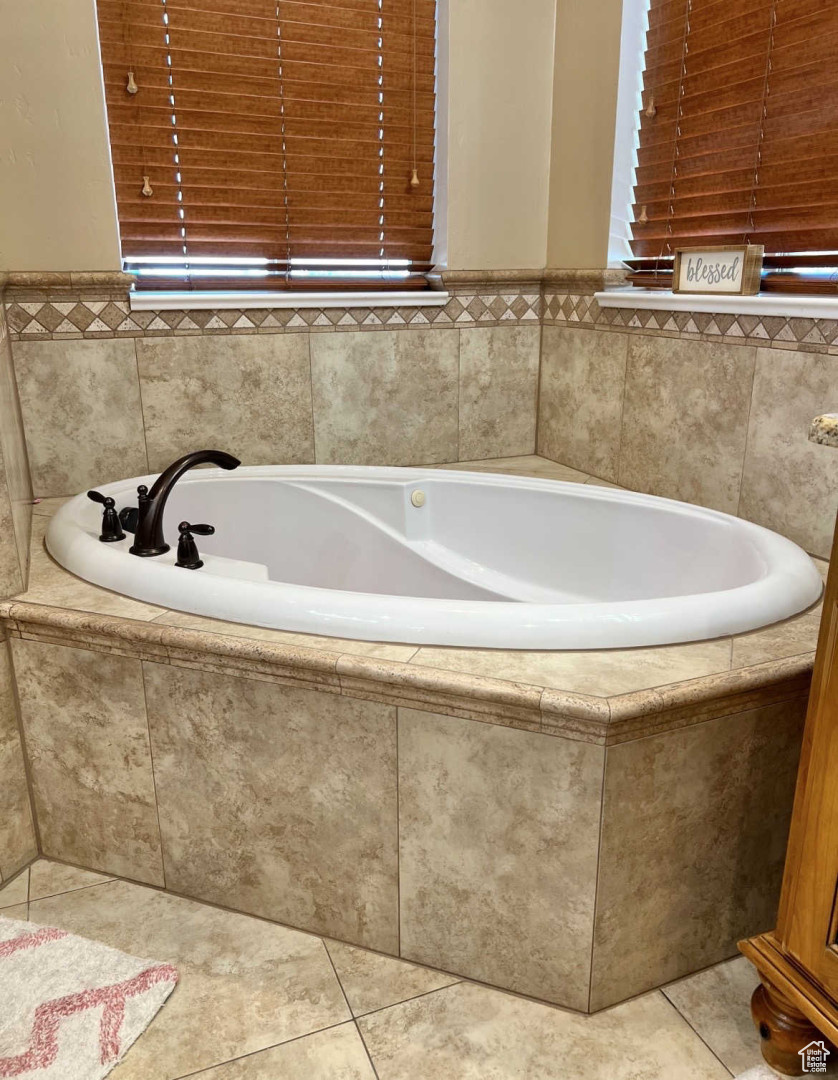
[546,0,623,268]
[0,0,121,271]
[444,0,557,270]
[0,0,559,273]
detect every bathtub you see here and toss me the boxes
[45,465,822,649]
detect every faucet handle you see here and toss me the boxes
[175,521,215,570]
[87,490,126,543]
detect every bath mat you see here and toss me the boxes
[0,914,178,1079]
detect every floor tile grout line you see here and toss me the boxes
[322,938,356,1019]
[349,980,463,1023]
[28,878,115,906]
[353,1019,382,1080]
[321,941,381,1078]
[166,1019,364,1080]
[658,987,736,1077]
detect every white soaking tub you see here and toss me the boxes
[46,465,822,649]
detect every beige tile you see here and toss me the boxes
[11,638,164,885]
[152,609,418,663]
[0,868,29,908]
[14,515,165,620]
[427,455,590,482]
[13,338,148,496]
[0,642,36,879]
[458,326,540,459]
[0,310,33,585]
[23,879,350,1080]
[144,662,399,951]
[537,327,628,482]
[619,336,756,514]
[732,600,822,669]
[185,1024,376,1079]
[310,328,459,465]
[740,347,838,559]
[398,708,603,1010]
[136,334,315,473]
[586,476,623,489]
[325,939,458,1016]
[0,449,23,596]
[410,638,733,696]
[591,698,807,1009]
[664,956,762,1075]
[357,981,730,1079]
[28,858,113,900]
[0,902,28,920]
[31,495,70,516]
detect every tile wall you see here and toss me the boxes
[4,283,541,495]
[8,631,808,1012]
[0,302,32,594]
[5,273,838,558]
[540,291,838,558]
[0,635,36,880]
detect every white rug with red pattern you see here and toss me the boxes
[0,914,178,1079]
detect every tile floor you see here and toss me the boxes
[0,858,784,1079]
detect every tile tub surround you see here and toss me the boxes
[0,636,36,880]
[9,626,808,1012]
[0,464,823,1011]
[0,302,32,596]
[539,288,838,560]
[9,324,540,497]
[6,268,838,558]
[10,636,165,886]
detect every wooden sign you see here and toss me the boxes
[673,245,763,295]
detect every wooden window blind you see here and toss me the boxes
[629,0,838,293]
[95,0,436,290]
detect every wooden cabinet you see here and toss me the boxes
[741,521,838,1075]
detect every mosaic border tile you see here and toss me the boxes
[542,291,838,354]
[3,291,543,341]
[5,275,835,351]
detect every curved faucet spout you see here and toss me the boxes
[130,449,240,557]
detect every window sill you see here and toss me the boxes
[128,289,450,312]
[594,289,838,321]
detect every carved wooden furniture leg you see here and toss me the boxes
[751,980,825,1076]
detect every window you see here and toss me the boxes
[95,0,436,290]
[628,0,838,294]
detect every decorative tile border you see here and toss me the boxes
[0,600,816,747]
[3,291,542,341]
[543,291,838,353]
[6,275,836,350]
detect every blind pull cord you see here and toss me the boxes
[142,176,153,197]
[410,0,419,188]
[126,70,138,94]
[644,95,656,118]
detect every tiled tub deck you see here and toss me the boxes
[0,457,823,1013]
